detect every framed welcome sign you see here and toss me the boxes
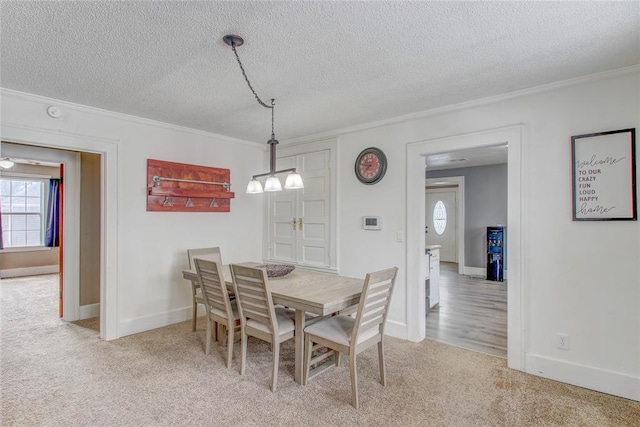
[571,128,636,221]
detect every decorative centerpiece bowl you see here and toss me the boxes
[257,264,295,278]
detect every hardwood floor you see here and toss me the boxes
[426,262,507,357]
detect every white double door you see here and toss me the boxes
[267,149,331,268]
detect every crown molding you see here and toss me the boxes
[284,64,640,145]
[0,88,265,150]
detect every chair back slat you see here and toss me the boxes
[187,247,222,269]
[351,267,398,343]
[231,264,277,334]
[235,283,268,300]
[194,258,233,320]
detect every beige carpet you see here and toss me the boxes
[1,274,638,426]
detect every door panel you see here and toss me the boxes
[302,245,326,264]
[274,200,294,216]
[302,200,325,216]
[426,189,457,262]
[302,175,326,194]
[302,223,325,240]
[297,150,330,266]
[269,164,297,263]
[273,242,295,259]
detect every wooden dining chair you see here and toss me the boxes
[303,267,398,409]
[194,258,240,367]
[230,264,295,392]
[186,247,222,332]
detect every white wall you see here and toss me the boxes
[1,89,265,338]
[320,68,639,400]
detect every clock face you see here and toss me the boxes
[355,147,387,184]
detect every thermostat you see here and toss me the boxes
[362,216,381,230]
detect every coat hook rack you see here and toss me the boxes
[147,159,235,212]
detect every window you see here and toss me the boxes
[433,200,447,235]
[1,177,47,248]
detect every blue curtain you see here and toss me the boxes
[45,179,61,247]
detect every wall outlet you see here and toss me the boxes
[557,333,569,350]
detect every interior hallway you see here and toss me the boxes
[426,262,507,357]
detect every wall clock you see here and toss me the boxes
[355,147,387,184]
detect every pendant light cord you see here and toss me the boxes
[229,41,277,139]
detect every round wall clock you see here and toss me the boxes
[355,147,387,184]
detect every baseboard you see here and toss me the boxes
[526,353,640,402]
[0,265,59,278]
[79,303,100,320]
[463,266,486,278]
[385,319,408,340]
[118,306,194,338]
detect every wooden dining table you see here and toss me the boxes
[182,263,364,384]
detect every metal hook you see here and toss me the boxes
[210,199,218,208]
[162,196,173,207]
[185,197,195,208]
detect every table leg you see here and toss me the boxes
[294,309,306,384]
[217,322,224,345]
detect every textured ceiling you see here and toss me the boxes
[1,1,639,144]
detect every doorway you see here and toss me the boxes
[0,142,101,321]
[0,133,116,340]
[424,159,508,356]
[406,125,524,370]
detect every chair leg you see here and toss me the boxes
[304,334,312,385]
[192,299,197,332]
[205,317,212,355]
[335,350,341,367]
[226,322,234,369]
[378,341,386,386]
[271,340,280,392]
[240,330,247,375]
[349,352,359,409]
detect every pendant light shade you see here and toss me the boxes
[264,175,282,192]
[284,172,304,189]
[246,178,264,194]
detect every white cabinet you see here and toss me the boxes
[427,248,440,308]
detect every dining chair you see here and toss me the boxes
[194,257,240,368]
[230,264,295,392]
[186,247,222,332]
[303,267,398,409]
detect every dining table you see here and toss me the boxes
[182,262,364,384]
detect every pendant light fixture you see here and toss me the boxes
[223,34,304,194]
